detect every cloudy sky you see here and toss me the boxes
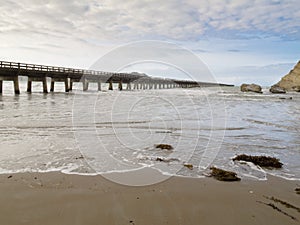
[0,0,299,85]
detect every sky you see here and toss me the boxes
[0,0,299,85]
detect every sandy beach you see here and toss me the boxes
[0,172,299,225]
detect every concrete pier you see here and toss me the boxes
[0,60,233,94]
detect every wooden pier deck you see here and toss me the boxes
[0,60,233,94]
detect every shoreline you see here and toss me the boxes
[1,171,299,225]
[1,160,299,182]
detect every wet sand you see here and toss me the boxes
[0,172,299,225]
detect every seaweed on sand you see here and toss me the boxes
[233,154,283,168]
[210,167,241,182]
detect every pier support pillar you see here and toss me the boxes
[64,78,69,92]
[13,77,20,94]
[42,77,48,93]
[109,81,113,90]
[126,83,131,90]
[83,79,89,91]
[98,81,101,91]
[27,80,32,93]
[50,81,55,92]
[69,80,73,91]
[0,80,2,94]
[118,81,123,91]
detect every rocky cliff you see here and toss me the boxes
[275,61,300,91]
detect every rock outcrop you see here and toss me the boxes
[240,83,262,93]
[274,61,300,91]
[269,85,286,94]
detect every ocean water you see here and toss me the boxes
[0,80,299,181]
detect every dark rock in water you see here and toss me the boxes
[233,154,282,168]
[210,167,241,181]
[183,164,193,170]
[270,85,286,94]
[240,83,263,93]
[155,144,173,150]
[295,188,300,195]
[279,97,292,100]
[7,175,13,179]
[155,157,179,163]
[75,155,84,160]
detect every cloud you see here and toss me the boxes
[0,0,299,44]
